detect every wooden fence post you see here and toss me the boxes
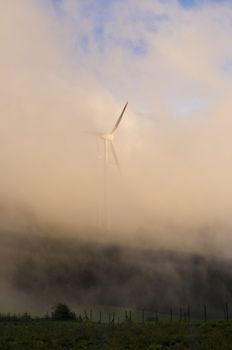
[225,303,229,321]
[179,307,182,322]
[84,311,88,321]
[155,311,159,324]
[204,304,207,322]
[125,310,128,322]
[187,304,190,322]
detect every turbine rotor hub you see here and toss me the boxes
[101,133,114,141]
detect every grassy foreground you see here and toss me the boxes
[0,320,232,350]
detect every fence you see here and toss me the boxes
[0,303,231,323]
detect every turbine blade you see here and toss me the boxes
[110,141,121,173]
[111,102,128,134]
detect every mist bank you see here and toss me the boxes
[1,0,232,318]
[2,0,232,241]
[1,225,232,317]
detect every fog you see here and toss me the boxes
[1,0,232,312]
[1,229,232,317]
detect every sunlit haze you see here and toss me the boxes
[1,0,232,312]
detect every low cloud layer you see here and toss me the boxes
[1,1,232,255]
[1,229,232,317]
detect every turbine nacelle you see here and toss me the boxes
[89,102,128,173]
[101,133,114,141]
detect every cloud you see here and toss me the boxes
[1,0,232,249]
[1,230,232,315]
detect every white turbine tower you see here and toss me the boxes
[95,102,128,230]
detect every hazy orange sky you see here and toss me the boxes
[1,0,232,251]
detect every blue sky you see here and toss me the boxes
[50,0,232,117]
[52,0,225,10]
[179,0,196,7]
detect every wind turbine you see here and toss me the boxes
[100,101,128,171]
[93,102,128,230]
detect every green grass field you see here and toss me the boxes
[0,320,232,350]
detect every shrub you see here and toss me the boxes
[51,303,76,320]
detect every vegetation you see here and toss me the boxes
[0,315,232,349]
[51,303,76,321]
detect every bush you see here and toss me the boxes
[51,303,76,320]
